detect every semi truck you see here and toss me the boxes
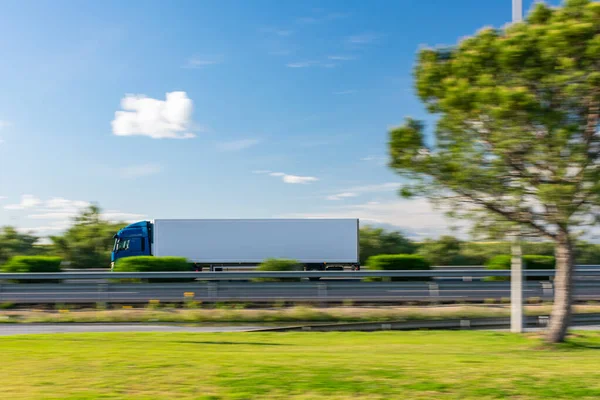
[111,218,360,271]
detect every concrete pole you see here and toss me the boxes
[511,231,524,333]
[510,0,524,334]
[512,0,523,23]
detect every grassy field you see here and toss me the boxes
[2,304,600,324]
[2,331,600,399]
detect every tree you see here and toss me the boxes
[417,236,477,266]
[50,204,125,269]
[359,226,416,264]
[388,0,600,343]
[0,226,39,265]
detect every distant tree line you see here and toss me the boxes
[358,226,600,266]
[2,207,600,268]
[0,205,125,269]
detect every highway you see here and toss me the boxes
[1,321,599,335]
[0,324,263,335]
[1,280,599,304]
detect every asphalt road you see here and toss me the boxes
[0,324,263,335]
[1,323,599,336]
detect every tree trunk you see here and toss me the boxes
[546,230,574,343]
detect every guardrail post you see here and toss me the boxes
[97,283,108,308]
[208,282,218,301]
[428,282,440,299]
[317,283,328,306]
[541,282,553,298]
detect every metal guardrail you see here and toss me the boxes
[1,268,600,280]
[1,280,600,304]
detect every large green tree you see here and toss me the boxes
[0,226,39,265]
[50,204,124,269]
[388,0,600,342]
[417,236,478,266]
[359,226,416,264]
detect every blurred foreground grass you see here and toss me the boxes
[3,304,600,324]
[2,331,600,399]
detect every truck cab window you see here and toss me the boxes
[117,239,130,251]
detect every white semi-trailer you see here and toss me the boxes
[111,219,360,271]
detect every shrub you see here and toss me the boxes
[254,258,302,282]
[485,254,555,281]
[113,256,191,282]
[365,254,430,281]
[1,256,62,283]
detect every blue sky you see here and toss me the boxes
[0,0,559,238]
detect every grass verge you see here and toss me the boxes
[2,304,600,324]
[1,331,600,399]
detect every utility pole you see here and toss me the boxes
[512,0,523,23]
[510,0,524,334]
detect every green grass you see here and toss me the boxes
[2,304,600,324]
[2,331,600,399]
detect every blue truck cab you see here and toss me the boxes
[111,221,153,269]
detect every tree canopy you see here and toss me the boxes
[50,205,125,269]
[390,0,600,240]
[0,226,39,265]
[388,0,600,342]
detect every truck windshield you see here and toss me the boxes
[114,239,130,252]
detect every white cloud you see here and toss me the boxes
[0,196,6,201]
[279,199,460,238]
[4,195,42,210]
[17,221,72,235]
[254,170,319,184]
[27,198,91,220]
[216,139,260,152]
[326,192,358,201]
[0,120,11,129]
[120,163,162,179]
[286,60,336,69]
[275,173,318,184]
[183,55,224,68]
[14,196,145,236]
[323,182,400,202]
[101,210,146,222]
[111,91,195,139]
[345,182,401,194]
[286,61,316,68]
[28,212,82,220]
[46,198,90,209]
[361,155,387,165]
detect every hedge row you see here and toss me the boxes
[366,254,430,281]
[485,255,555,281]
[1,256,62,283]
[254,258,302,282]
[1,256,63,273]
[113,256,192,282]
